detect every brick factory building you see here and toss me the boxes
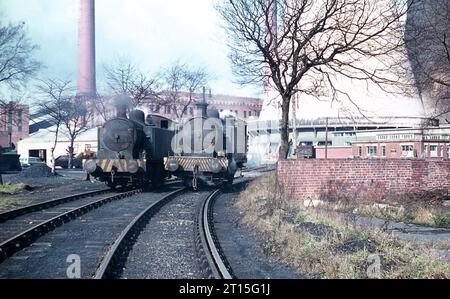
[248,117,440,165]
[0,102,29,149]
[92,92,263,126]
[140,92,262,121]
[351,126,450,160]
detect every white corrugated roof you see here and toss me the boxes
[20,125,98,144]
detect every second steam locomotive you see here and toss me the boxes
[165,98,247,189]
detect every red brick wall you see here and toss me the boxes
[277,159,450,200]
[315,147,353,159]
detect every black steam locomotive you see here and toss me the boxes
[84,109,174,189]
[164,99,248,189]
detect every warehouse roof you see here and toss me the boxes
[19,125,98,144]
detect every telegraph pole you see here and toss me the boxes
[325,117,329,159]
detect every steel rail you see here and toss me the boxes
[0,180,183,224]
[94,188,186,279]
[197,189,234,279]
[0,189,142,264]
[0,189,111,223]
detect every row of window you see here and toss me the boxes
[148,104,260,118]
[334,132,357,137]
[358,145,415,157]
[357,144,450,158]
[2,110,23,132]
[102,104,261,119]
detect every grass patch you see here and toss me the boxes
[236,173,450,279]
[0,183,27,195]
[319,193,450,229]
[0,198,14,207]
[434,213,450,228]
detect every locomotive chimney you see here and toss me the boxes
[195,87,208,118]
[113,94,132,119]
[76,0,97,98]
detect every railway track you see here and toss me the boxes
[94,188,186,278]
[95,188,237,279]
[0,180,238,279]
[0,189,112,223]
[0,188,117,245]
[195,189,235,279]
[0,189,142,264]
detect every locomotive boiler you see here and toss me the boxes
[84,106,174,189]
[164,98,248,189]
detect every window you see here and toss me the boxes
[381,146,386,157]
[358,146,362,157]
[244,111,247,118]
[367,146,377,157]
[401,145,414,152]
[249,111,252,117]
[18,110,23,132]
[430,145,438,157]
[269,143,279,154]
[7,110,13,130]
[190,107,194,116]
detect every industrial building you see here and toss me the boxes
[350,126,450,160]
[247,117,450,164]
[17,126,97,166]
[0,102,29,149]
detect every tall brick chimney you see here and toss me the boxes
[77,0,96,97]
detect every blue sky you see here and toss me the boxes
[1,0,262,99]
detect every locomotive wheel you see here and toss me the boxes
[183,178,192,188]
[142,180,152,192]
[151,164,165,189]
[107,181,117,190]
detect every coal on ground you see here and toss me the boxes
[14,164,56,179]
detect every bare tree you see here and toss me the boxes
[0,21,41,127]
[104,58,160,108]
[162,61,209,119]
[130,73,161,107]
[62,97,92,169]
[104,58,136,95]
[90,92,109,123]
[0,99,18,129]
[0,21,40,88]
[406,0,450,123]
[35,79,74,174]
[217,0,413,159]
